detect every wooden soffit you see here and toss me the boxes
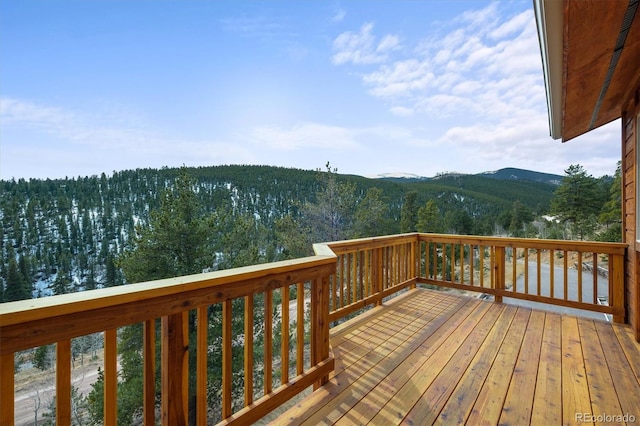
[536,0,640,141]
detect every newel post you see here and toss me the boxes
[161,312,189,426]
[494,246,506,303]
[609,253,625,323]
[0,353,14,425]
[311,275,331,389]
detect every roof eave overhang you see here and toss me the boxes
[534,0,564,140]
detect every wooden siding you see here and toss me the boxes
[276,288,640,425]
[623,93,639,342]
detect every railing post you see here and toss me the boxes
[104,328,118,426]
[495,246,506,303]
[143,321,155,426]
[311,275,330,389]
[56,339,71,425]
[1,353,14,425]
[162,312,189,426]
[609,253,625,323]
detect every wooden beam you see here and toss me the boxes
[161,313,188,426]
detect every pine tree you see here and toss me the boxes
[597,161,622,242]
[5,256,29,301]
[550,164,600,240]
[300,163,356,243]
[120,172,214,282]
[400,191,418,233]
[351,188,392,238]
[416,200,442,233]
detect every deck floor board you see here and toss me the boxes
[275,288,640,425]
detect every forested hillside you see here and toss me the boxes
[0,163,594,302]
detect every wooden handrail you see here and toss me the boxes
[417,233,627,322]
[316,234,420,323]
[0,253,336,425]
[316,233,627,324]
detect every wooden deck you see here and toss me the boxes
[276,288,640,425]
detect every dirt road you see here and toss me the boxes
[14,350,105,425]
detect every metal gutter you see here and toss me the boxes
[533,0,564,140]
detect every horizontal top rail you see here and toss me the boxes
[317,233,418,254]
[418,233,627,255]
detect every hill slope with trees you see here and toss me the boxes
[0,163,616,302]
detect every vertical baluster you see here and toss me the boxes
[424,240,429,280]
[536,250,542,296]
[143,321,155,426]
[281,286,290,385]
[351,252,357,303]
[592,253,598,304]
[493,246,498,287]
[550,249,555,298]
[329,273,338,312]
[433,243,438,281]
[364,249,370,298]
[394,244,399,285]
[442,244,447,282]
[222,300,233,418]
[460,244,465,285]
[339,256,344,308]
[450,243,456,283]
[495,247,506,303]
[56,339,71,425]
[390,246,394,289]
[264,290,273,395]
[511,247,517,292]
[479,245,485,288]
[470,245,475,286]
[564,251,569,300]
[524,248,529,294]
[104,328,117,425]
[382,247,388,289]
[404,243,409,282]
[578,252,583,302]
[0,352,13,425]
[244,295,254,406]
[197,307,208,423]
[296,282,305,375]
[346,253,352,305]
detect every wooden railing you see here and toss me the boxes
[0,254,336,426]
[319,234,418,323]
[418,234,627,322]
[0,233,628,425]
[318,234,626,324]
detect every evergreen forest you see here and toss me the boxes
[0,163,620,303]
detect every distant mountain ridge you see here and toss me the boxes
[371,167,564,185]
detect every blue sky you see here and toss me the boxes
[0,1,620,180]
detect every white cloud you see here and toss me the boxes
[389,106,414,116]
[249,123,361,151]
[328,3,619,177]
[490,10,531,40]
[331,8,347,23]
[0,97,263,179]
[1,98,74,131]
[332,23,400,65]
